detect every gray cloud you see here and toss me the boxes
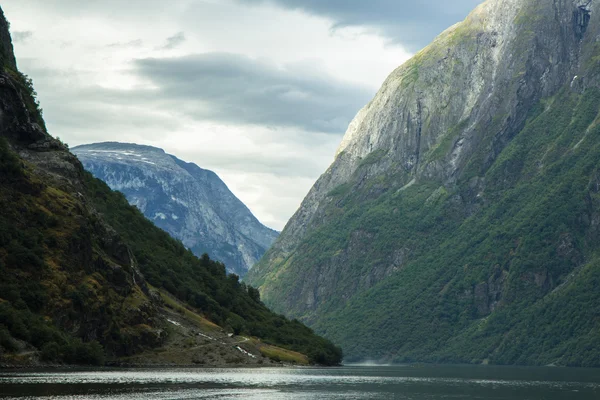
[106,39,143,48]
[175,138,336,179]
[15,60,181,145]
[237,0,484,50]
[132,53,372,133]
[159,32,186,50]
[19,51,372,140]
[12,30,32,43]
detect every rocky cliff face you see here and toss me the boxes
[72,143,278,277]
[247,0,600,366]
[0,9,165,361]
[261,0,597,258]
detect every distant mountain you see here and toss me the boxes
[72,142,278,276]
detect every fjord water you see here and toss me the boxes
[1,365,599,399]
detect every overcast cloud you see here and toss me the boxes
[12,30,32,43]
[159,32,186,50]
[133,53,373,133]
[1,0,482,230]
[237,0,483,50]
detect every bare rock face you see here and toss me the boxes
[259,0,597,264]
[247,0,600,365]
[72,143,279,277]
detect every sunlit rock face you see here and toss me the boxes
[73,142,278,276]
[247,0,600,365]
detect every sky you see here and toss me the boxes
[2,0,482,230]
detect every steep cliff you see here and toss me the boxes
[72,142,278,277]
[0,7,340,366]
[0,8,163,363]
[247,0,600,366]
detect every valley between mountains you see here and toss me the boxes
[2,0,600,370]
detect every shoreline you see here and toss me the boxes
[0,360,337,370]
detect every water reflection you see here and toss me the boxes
[1,365,599,399]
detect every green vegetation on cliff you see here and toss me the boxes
[322,88,600,366]
[252,87,600,367]
[0,138,108,365]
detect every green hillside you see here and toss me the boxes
[314,88,600,366]
[252,84,600,368]
[84,173,342,365]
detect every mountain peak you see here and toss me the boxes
[328,0,599,195]
[75,142,167,155]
